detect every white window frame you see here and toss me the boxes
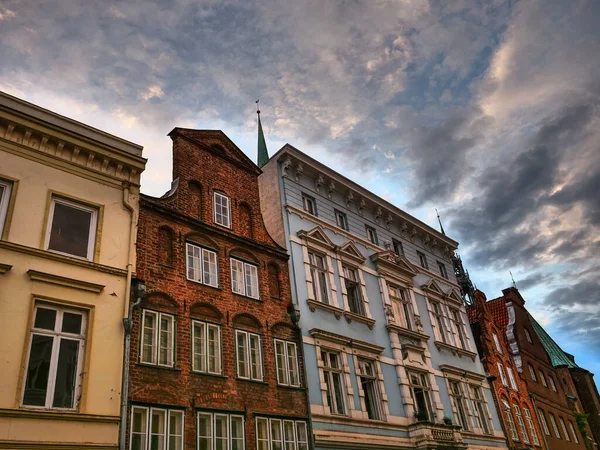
[559,417,571,441]
[140,310,175,367]
[449,380,470,431]
[342,264,365,316]
[274,339,300,387]
[514,404,530,444]
[528,364,538,382]
[549,413,561,439]
[356,358,383,421]
[192,320,222,375]
[213,192,231,228]
[365,225,378,245]
[548,376,557,392]
[235,329,263,381]
[507,367,519,391]
[497,362,508,387]
[524,407,540,445]
[256,417,308,450]
[568,420,580,444]
[321,349,347,415]
[417,251,428,269]
[186,242,219,287]
[502,400,519,442]
[334,209,348,230]
[432,302,447,343]
[22,303,87,410]
[388,284,414,330]
[308,250,330,304]
[45,196,98,260]
[130,406,184,450]
[230,258,259,299]
[197,411,245,450]
[0,179,12,237]
[470,385,491,435]
[302,193,316,216]
[538,408,551,435]
[539,370,548,387]
[437,261,448,279]
[407,370,434,422]
[450,309,468,350]
[524,328,533,343]
[493,333,503,354]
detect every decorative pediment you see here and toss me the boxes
[297,226,335,250]
[447,289,463,305]
[371,251,419,283]
[420,279,447,298]
[337,241,366,263]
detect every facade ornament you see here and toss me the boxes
[444,245,451,260]
[345,191,354,209]
[410,226,418,242]
[385,304,395,323]
[282,157,292,177]
[295,163,304,182]
[423,235,431,249]
[327,181,335,199]
[358,197,366,216]
[401,221,408,236]
[315,174,324,194]
[431,238,438,250]
[375,207,383,224]
[385,213,393,230]
[383,240,392,251]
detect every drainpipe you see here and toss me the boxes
[530,394,550,450]
[119,183,140,450]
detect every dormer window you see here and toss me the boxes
[524,328,533,344]
[365,225,378,245]
[417,251,428,270]
[334,210,348,230]
[213,192,231,228]
[302,193,317,216]
[437,261,448,279]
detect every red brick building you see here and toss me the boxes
[469,289,547,450]
[127,129,309,450]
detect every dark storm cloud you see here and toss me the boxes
[545,279,600,308]
[516,272,555,291]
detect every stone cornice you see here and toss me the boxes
[434,341,478,361]
[438,364,486,381]
[0,263,12,274]
[0,407,119,423]
[27,269,105,293]
[387,324,430,342]
[309,328,385,354]
[0,93,145,186]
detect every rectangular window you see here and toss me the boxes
[407,371,433,421]
[256,418,308,450]
[493,333,503,354]
[388,285,413,330]
[524,328,533,343]
[538,409,551,435]
[548,376,557,392]
[302,194,316,216]
[471,386,491,434]
[357,359,382,420]
[514,405,530,444]
[365,225,378,245]
[274,339,300,387]
[449,380,470,431]
[450,309,467,350]
[417,251,428,269]
[437,261,448,279]
[524,408,540,445]
[186,243,219,287]
[502,400,519,441]
[432,302,447,343]
[568,420,580,444]
[131,406,184,450]
[308,251,329,304]
[507,367,519,391]
[497,362,508,387]
[45,196,98,260]
[539,370,548,387]
[198,412,244,450]
[23,303,86,409]
[192,320,221,375]
[392,239,404,256]
[213,192,231,227]
[549,413,561,439]
[230,258,259,299]
[334,210,348,230]
[0,179,12,237]
[342,265,365,315]
[321,350,347,415]
[528,364,537,382]
[140,310,175,367]
[559,417,570,441]
[235,330,262,381]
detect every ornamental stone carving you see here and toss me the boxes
[315,174,324,194]
[385,213,393,230]
[375,207,383,224]
[295,163,304,182]
[346,191,354,208]
[358,197,366,216]
[282,157,292,177]
[328,181,335,199]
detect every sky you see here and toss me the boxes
[1,0,599,376]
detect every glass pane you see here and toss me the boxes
[194,322,206,372]
[215,415,228,450]
[275,341,287,384]
[159,316,173,365]
[231,416,244,450]
[34,307,57,330]
[332,373,345,414]
[48,201,93,258]
[237,332,248,377]
[62,312,83,334]
[151,409,166,450]
[208,325,219,373]
[169,411,183,450]
[271,419,282,450]
[133,408,148,432]
[250,334,261,380]
[52,338,80,408]
[131,435,144,450]
[143,312,156,363]
[23,334,54,406]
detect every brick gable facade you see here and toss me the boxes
[126,129,309,450]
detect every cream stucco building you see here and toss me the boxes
[0,92,146,449]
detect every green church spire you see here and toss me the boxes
[256,100,269,168]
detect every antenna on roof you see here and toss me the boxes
[435,208,446,236]
[510,271,517,289]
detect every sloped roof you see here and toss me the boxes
[529,313,579,369]
[486,298,509,328]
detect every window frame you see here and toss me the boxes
[235,329,263,381]
[321,349,347,416]
[186,242,219,288]
[548,376,557,392]
[388,284,414,330]
[213,191,231,228]
[493,333,503,354]
[197,411,245,450]
[407,370,434,422]
[523,407,540,446]
[559,417,571,441]
[230,258,260,299]
[437,261,448,279]
[470,385,491,435]
[301,193,317,216]
[537,408,551,436]
[417,251,428,270]
[342,264,365,316]
[334,209,348,231]
[356,358,383,421]
[502,400,519,442]
[497,362,508,387]
[274,339,300,387]
[549,413,561,439]
[130,405,184,450]
[308,250,329,304]
[432,302,447,343]
[539,370,548,387]
[528,364,538,382]
[256,417,308,450]
[191,319,222,375]
[506,367,519,391]
[524,328,533,343]
[140,309,176,367]
[0,179,12,237]
[22,303,87,410]
[513,404,530,444]
[450,309,468,350]
[44,196,98,260]
[568,420,580,444]
[392,239,404,256]
[365,225,378,245]
[449,380,470,431]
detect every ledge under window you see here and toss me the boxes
[307,299,344,319]
[343,311,375,329]
[386,324,430,341]
[0,263,12,274]
[434,341,477,361]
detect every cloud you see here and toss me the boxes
[140,85,165,101]
[0,7,16,20]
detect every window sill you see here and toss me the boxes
[232,292,263,302]
[191,371,228,379]
[306,299,344,319]
[434,341,477,361]
[343,311,375,329]
[0,408,119,423]
[386,324,429,341]
[137,363,181,372]
[276,384,305,391]
[235,377,269,386]
[186,277,221,291]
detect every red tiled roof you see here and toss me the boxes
[486,298,509,328]
[466,306,478,323]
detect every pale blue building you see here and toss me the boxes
[259,144,508,450]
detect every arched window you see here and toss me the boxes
[188,181,202,219]
[268,263,281,299]
[158,226,174,265]
[239,203,253,238]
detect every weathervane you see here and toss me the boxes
[256,99,260,115]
